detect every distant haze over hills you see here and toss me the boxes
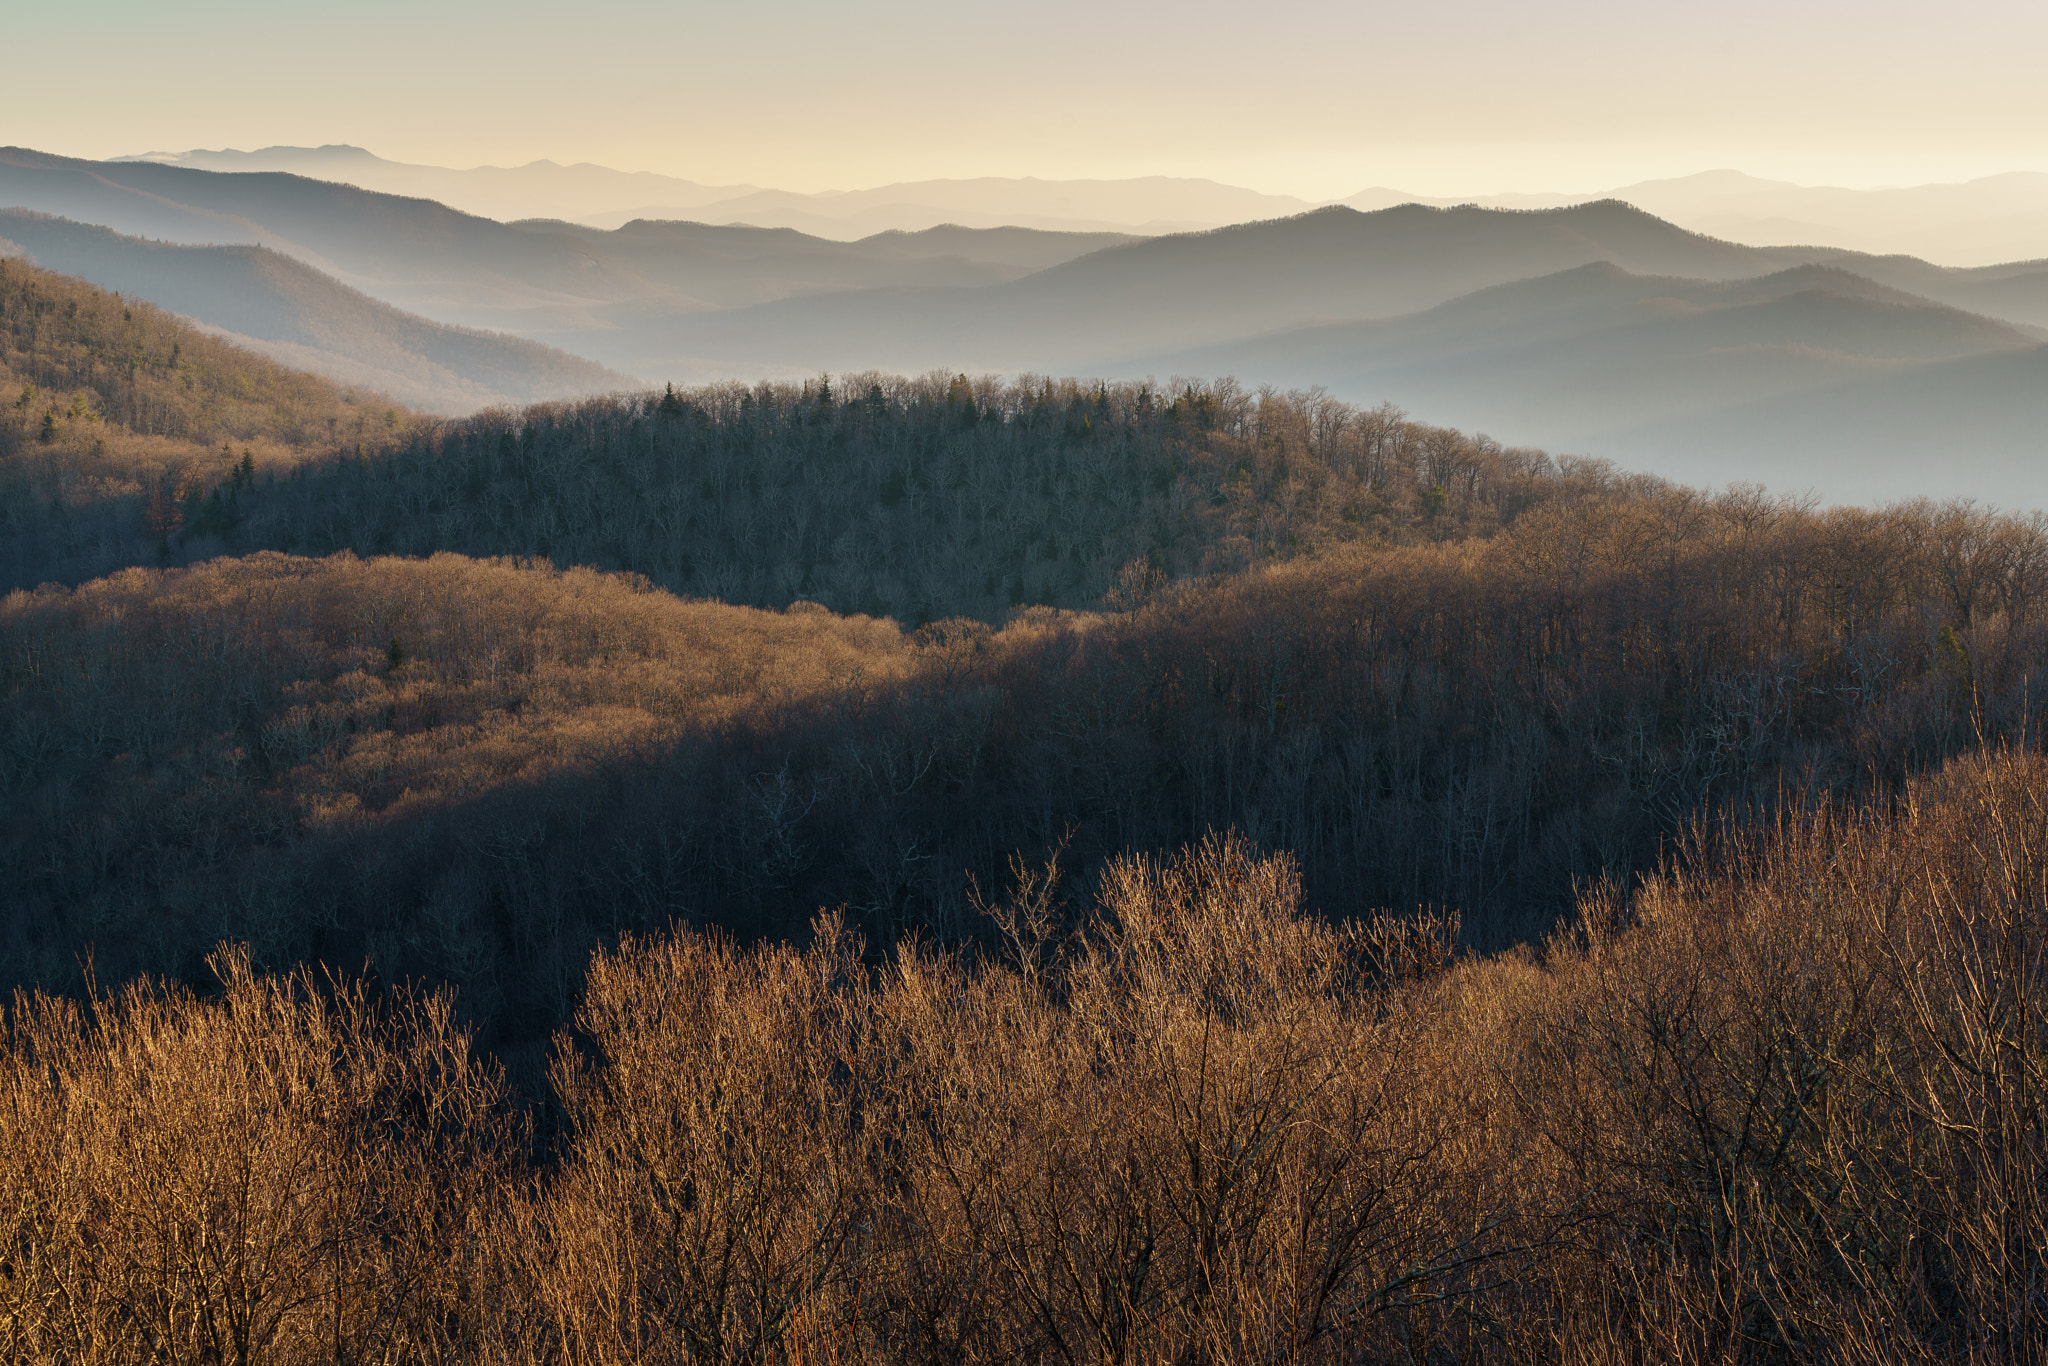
[1140,260,2048,501]
[113,145,1317,238]
[596,202,2048,381]
[0,148,1132,335]
[114,147,2048,265]
[7,144,2048,504]
[114,144,758,222]
[1347,170,2048,270]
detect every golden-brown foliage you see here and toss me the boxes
[0,255,413,452]
[0,947,515,1365]
[1503,748,2048,1363]
[4,753,2043,1363]
[0,551,913,1022]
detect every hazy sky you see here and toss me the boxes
[10,0,2047,197]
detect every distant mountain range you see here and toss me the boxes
[0,148,1133,335]
[1141,260,2048,501]
[115,147,2048,266]
[114,143,758,222]
[594,201,2048,378]
[111,145,1316,237]
[6,145,2048,504]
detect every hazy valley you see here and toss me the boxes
[8,145,2048,502]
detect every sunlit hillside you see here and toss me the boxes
[0,256,421,586]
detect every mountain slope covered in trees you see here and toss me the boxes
[7,478,2044,1038]
[4,750,2044,1361]
[0,256,423,586]
[7,294,2046,1044]
[75,372,1577,619]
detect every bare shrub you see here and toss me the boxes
[0,947,515,1365]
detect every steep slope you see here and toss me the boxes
[0,212,634,412]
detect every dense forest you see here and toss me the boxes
[3,253,2046,1362]
[176,374,1570,621]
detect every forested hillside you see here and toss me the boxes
[9,247,2046,1044]
[183,375,1574,621]
[5,753,2045,1362]
[0,256,419,586]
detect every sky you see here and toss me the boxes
[10,0,2048,197]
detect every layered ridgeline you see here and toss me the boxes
[12,146,2048,501]
[0,147,1140,336]
[0,255,427,587]
[0,210,635,412]
[1145,261,2048,500]
[9,244,2048,1029]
